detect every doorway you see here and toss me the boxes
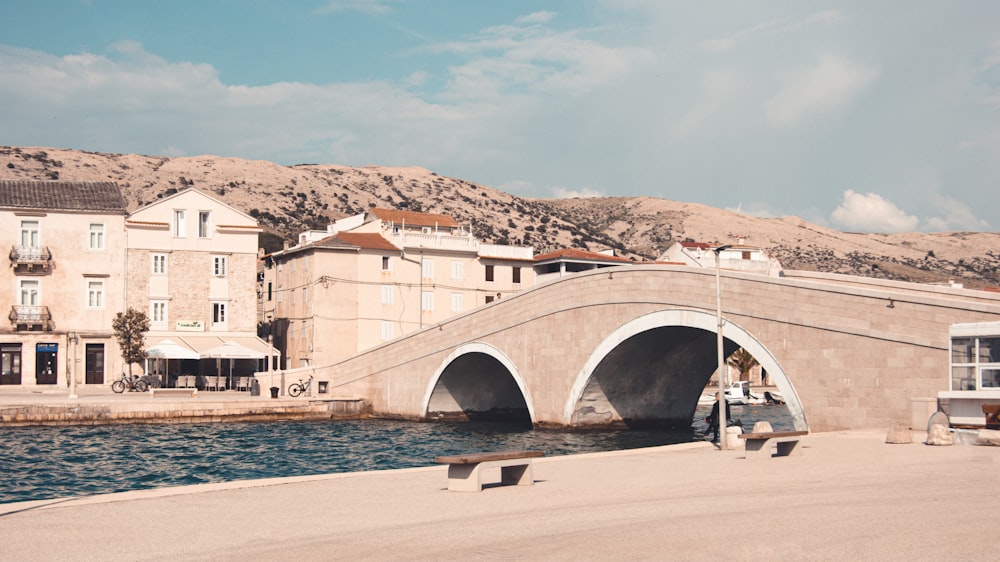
[35,343,58,385]
[1,344,22,385]
[86,343,105,384]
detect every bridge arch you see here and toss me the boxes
[422,342,536,423]
[563,309,807,431]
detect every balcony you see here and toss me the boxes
[9,305,52,331]
[10,245,53,274]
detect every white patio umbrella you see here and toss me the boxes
[145,339,200,387]
[202,341,265,390]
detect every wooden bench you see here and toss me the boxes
[738,430,808,459]
[983,404,1000,429]
[434,450,544,492]
[150,387,198,398]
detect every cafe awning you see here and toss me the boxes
[202,340,265,359]
[172,334,276,359]
[145,339,200,360]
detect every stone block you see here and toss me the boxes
[885,422,912,444]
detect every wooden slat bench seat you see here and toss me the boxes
[150,387,198,398]
[434,450,544,492]
[737,430,808,459]
[983,404,1000,429]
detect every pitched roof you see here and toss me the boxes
[329,232,400,252]
[369,208,459,229]
[0,180,126,213]
[534,248,632,263]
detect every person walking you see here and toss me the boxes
[705,392,731,442]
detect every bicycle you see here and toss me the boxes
[288,375,313,397]
[111,372,149,393]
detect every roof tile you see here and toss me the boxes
[0,180,126,212]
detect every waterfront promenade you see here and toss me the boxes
[1,428,996,560]
[0,385,366,425]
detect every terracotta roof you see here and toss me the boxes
[534,248,632,263]
[679,241,711,250]
[331,232,399,252]
[0,180,126,212]
[369,208,459,229]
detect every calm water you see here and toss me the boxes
[0,403,793,504]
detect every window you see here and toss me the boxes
[87,280,104,308]
[302,286,308,303]
[301,320,307,340]
[512,266,521,284]
[20,220,39,247]
[451,261,463,280]
[485,295,495,304]
[951,334,1000,390]
[173,210,186,237]
[451,293,463,313]
[89,223,105,250]
[151,301,167,324]
[381,285,394,305]
[213,256,227,277]
[381,256,391,271]
[152,254,167,275]
[198,211,211,238]
[485,264,495,282]
[267,282,273,301]
[421,258,434,279]
[422,291,434,312]
[20,280,39,305]
[380,321,394,341]
[212,302,227,327]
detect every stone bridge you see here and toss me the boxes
[288,265,1000,432]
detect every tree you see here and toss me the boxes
[112,307,150,378]
[727,348,759,383]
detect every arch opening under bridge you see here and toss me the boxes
[565,309,808,431]
[422,342,533,424]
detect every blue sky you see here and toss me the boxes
[2,1,998,233]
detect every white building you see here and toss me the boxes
[658,240,783,277]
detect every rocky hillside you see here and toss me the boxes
[2,145,998,288]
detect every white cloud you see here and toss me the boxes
[428,16,654,100]
[699,11,845,53]
[516,11,557,25]
[552,186,604,199]
[766,55,878,126]
[316,0,400,15]
[922,192,992,232]
[830,190,919,233]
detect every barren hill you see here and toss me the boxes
[2,145,998,288]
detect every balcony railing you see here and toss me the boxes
[10,245,53,274]
[9,305,52,331]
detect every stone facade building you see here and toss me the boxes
[261,208,534,368]
[1,180,127,388]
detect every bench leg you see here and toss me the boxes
[744,439,770,459]
[775,439,802,457]
[500,463,533,487]
[447,464,484,492]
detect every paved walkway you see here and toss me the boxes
[1,430,996,561]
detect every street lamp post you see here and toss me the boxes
[68,332,79,399]
[714,245,732,450]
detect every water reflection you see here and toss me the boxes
[0,403,793,504]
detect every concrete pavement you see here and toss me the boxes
[1,430,996,561]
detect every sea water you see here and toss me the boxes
[0,403,793,504]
